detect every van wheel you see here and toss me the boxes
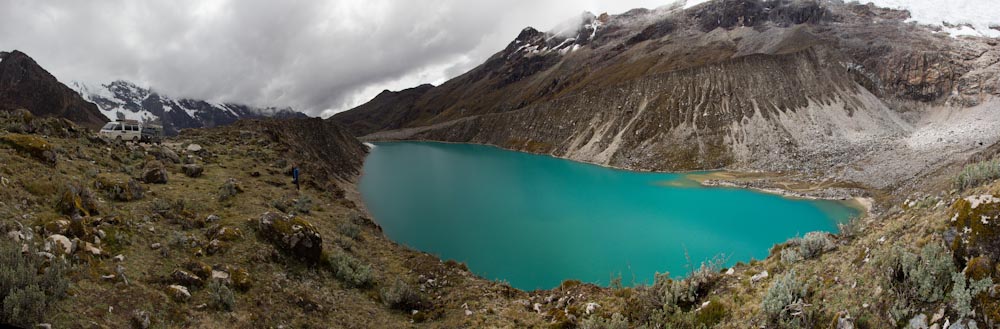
[115,136,123,142]
[132,136,139,143]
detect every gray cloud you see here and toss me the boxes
[0,0,669,117]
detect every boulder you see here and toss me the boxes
[181,164,203,178]
[157,146,181,163]
[43,219,70,235]
[131,310,150,329]
[230,267,252,291]
[171,269,204,287]
[257,212,323,262]
[167,285,191,302]
[56,183,99,217]
[141,161,168,184]
[0,133,56,165]
[81,242,102,256]
[94,174,144,201]
[205,214,221,223]
[46,234,72,254]
[186,144,203,152]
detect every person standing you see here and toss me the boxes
[292,164,300,190]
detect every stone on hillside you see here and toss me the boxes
[150,243,162,250]
[171,269,204,287]
[141,160,168,184]
[205,214,220,223]
[46,234,72,254]
[159,146,181,163]
[0,133,56,165]
[217,178,243,202]
[81,242,102,256]
[186,144,203,153]
[231,267,252,291]
[43,219,70,235]
[94,174,144,201]
[167,285,191,302]
[257,212,323,262]
[131,310,150,329]
[181,164,203,178]
[56,183,99,217]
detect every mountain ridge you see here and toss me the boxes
[73,80,309,135]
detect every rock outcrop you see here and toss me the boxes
[0,50,108,128]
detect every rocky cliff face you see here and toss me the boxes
[0,50,108,129]
[332,0,1000,183]
[73,80,309,136]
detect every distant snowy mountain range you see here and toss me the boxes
[72,80,308,135]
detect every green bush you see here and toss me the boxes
[780,248,803,264]
[207,280,236,312]
[799,232,834,259]
[761,270,807,323]
[874,243,955,303]
[956,157,1000,190]
[381,279,427,311]
[579,312,629,329]
[0,238,69,327]
[695,299,727,327]
[217,178,242,202]
[337,221,360,240]
[326,250,373,288]
[950,272,992,319]
[648,257,723,311]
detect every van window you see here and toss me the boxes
[102,123,117,130]
[115,124,123,131]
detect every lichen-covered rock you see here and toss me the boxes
[217,178,243,202]
[230,267,252,291]
[56,183,99,217]
[166,285,191,302]
[949,194,1000,270]
[149,146,180,164]
[94,174,144,201]
[181,164,203,178]
[185,260,213,280]
[257,212,323,262]
[42,219,70,235]
[141,160,168,184]
[208,225,243,242]
[0,133,56,165]
[171,269,204,287]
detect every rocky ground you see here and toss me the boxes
[5,101,1000,328]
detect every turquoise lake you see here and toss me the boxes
[359,141,860,291]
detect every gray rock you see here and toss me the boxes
[181,164,203,178]
[167,285,191,302]
[186,144,203,152]
[908,314,928,329]
[131,310,150,329]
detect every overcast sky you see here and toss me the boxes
[0,0,674,117]
[1,0,994,118]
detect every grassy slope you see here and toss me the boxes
[2,112,999,328]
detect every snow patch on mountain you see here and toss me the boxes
[865,0,1000,38]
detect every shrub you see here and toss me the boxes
[651,257,723,310]
[874,243,955,303]
[579,312,629,329]
[217,178,243,202]
[781,248,803,264]
[381,279,427,311]
[955,157,1000,190]
[326,250,373,288]
[337,222,361,240]
[950,272,992,319]
[695,299,727,327]
[293,196,312,214]
[2,284,45,326]
[207,280,236,312]
[798,232,834,259]
[0,238,69,327]
[761,270,807,323]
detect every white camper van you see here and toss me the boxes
[99,120,143,142]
